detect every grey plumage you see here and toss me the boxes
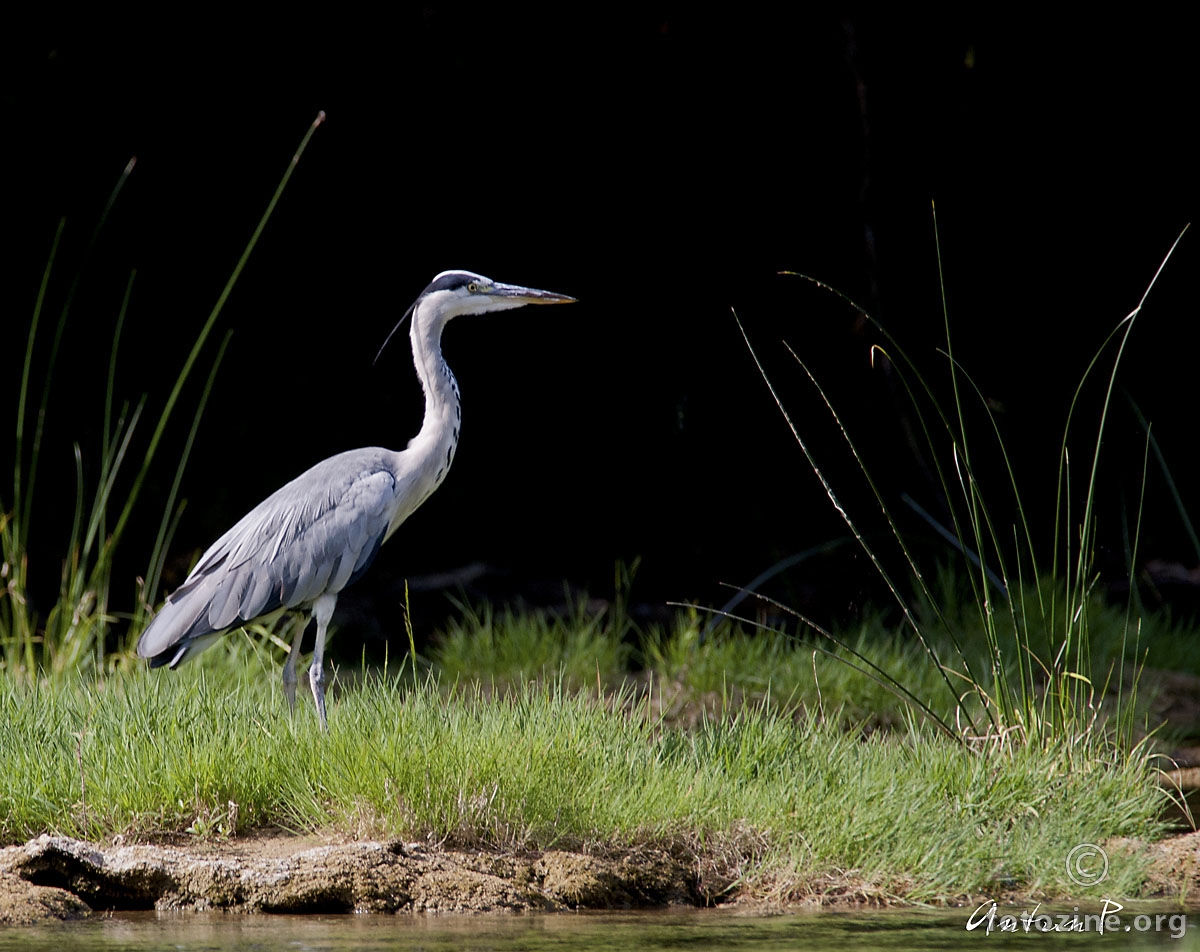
[136,270,575,728]
[137,450,395,667]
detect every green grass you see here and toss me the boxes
[644,614,959,731]
[432,595,632,692]
[423,566,1199,743]
[0,660,1169,903]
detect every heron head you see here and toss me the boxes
[376,270,575,363]
[422,270,576,319]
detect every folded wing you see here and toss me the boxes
[136,450,399,668]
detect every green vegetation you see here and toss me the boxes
[0,114,326,680]
[713,222,1191,760]
[433,594,633,692]
[1,119,1193,906]
[0,660,1166,902]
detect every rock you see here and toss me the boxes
[0,834,699,917]
[537,849,694,907]
[0,870,92,924]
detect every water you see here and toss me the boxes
[2,906,1197,950]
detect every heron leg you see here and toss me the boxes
[281,615,308,715]
[309,593,338,731]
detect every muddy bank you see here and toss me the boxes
[0,834,701,923]
[3,831,1198,924]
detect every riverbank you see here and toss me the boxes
[1,670,1188,924]
[4,829,1199,924]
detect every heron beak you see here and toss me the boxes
[490,283,577,306]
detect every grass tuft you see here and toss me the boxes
[744,220,1192,750]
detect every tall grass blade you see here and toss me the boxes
[4,116,325,676]
[12,220,64,556]
[25,160,136,549]
[137,331,233,636]
[107,112,327,559]
[757,221,1189,749]
[1126,394,1200,565]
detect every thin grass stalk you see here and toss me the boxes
[735,311,979,733]
[65,446,87,666]
[705,539,855,642]
[947,440,1006,687]
[932,206,1002,667]
[49,396,142,676]
[774,273,1014,709]
[93,273,136,657]
[25,162,136,551]
[1127,395,1200,564]
[105,111,326,560]
[772,224,1188,748]
[12,221,64,560]
[1112,432,1152,749]
[900,494,1005,593]
[935,353,1047,727]
[98,271,134,551]
[85,402,145,560]
[698,595,960,741]
[931,205,1042,731]
[1051,229,1187,729]
[137,331,233,637]
[5,117,323,675]
[5,173,136,669]
[1051,228,1189,628]
[783,340,993,732]
[1010,528,1036,721]
[778,272,996,598]
[6,162,135,672]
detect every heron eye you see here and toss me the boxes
[467,281,480,293]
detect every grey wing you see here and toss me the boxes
[136,454,399,668]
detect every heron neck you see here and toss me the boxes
[409,308,461,456]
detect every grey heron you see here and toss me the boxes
[136,270,576,728]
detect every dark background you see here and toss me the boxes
[3,10,1196,655]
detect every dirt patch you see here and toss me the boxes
[0,834,698,922]
[1114,830,1200,898]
